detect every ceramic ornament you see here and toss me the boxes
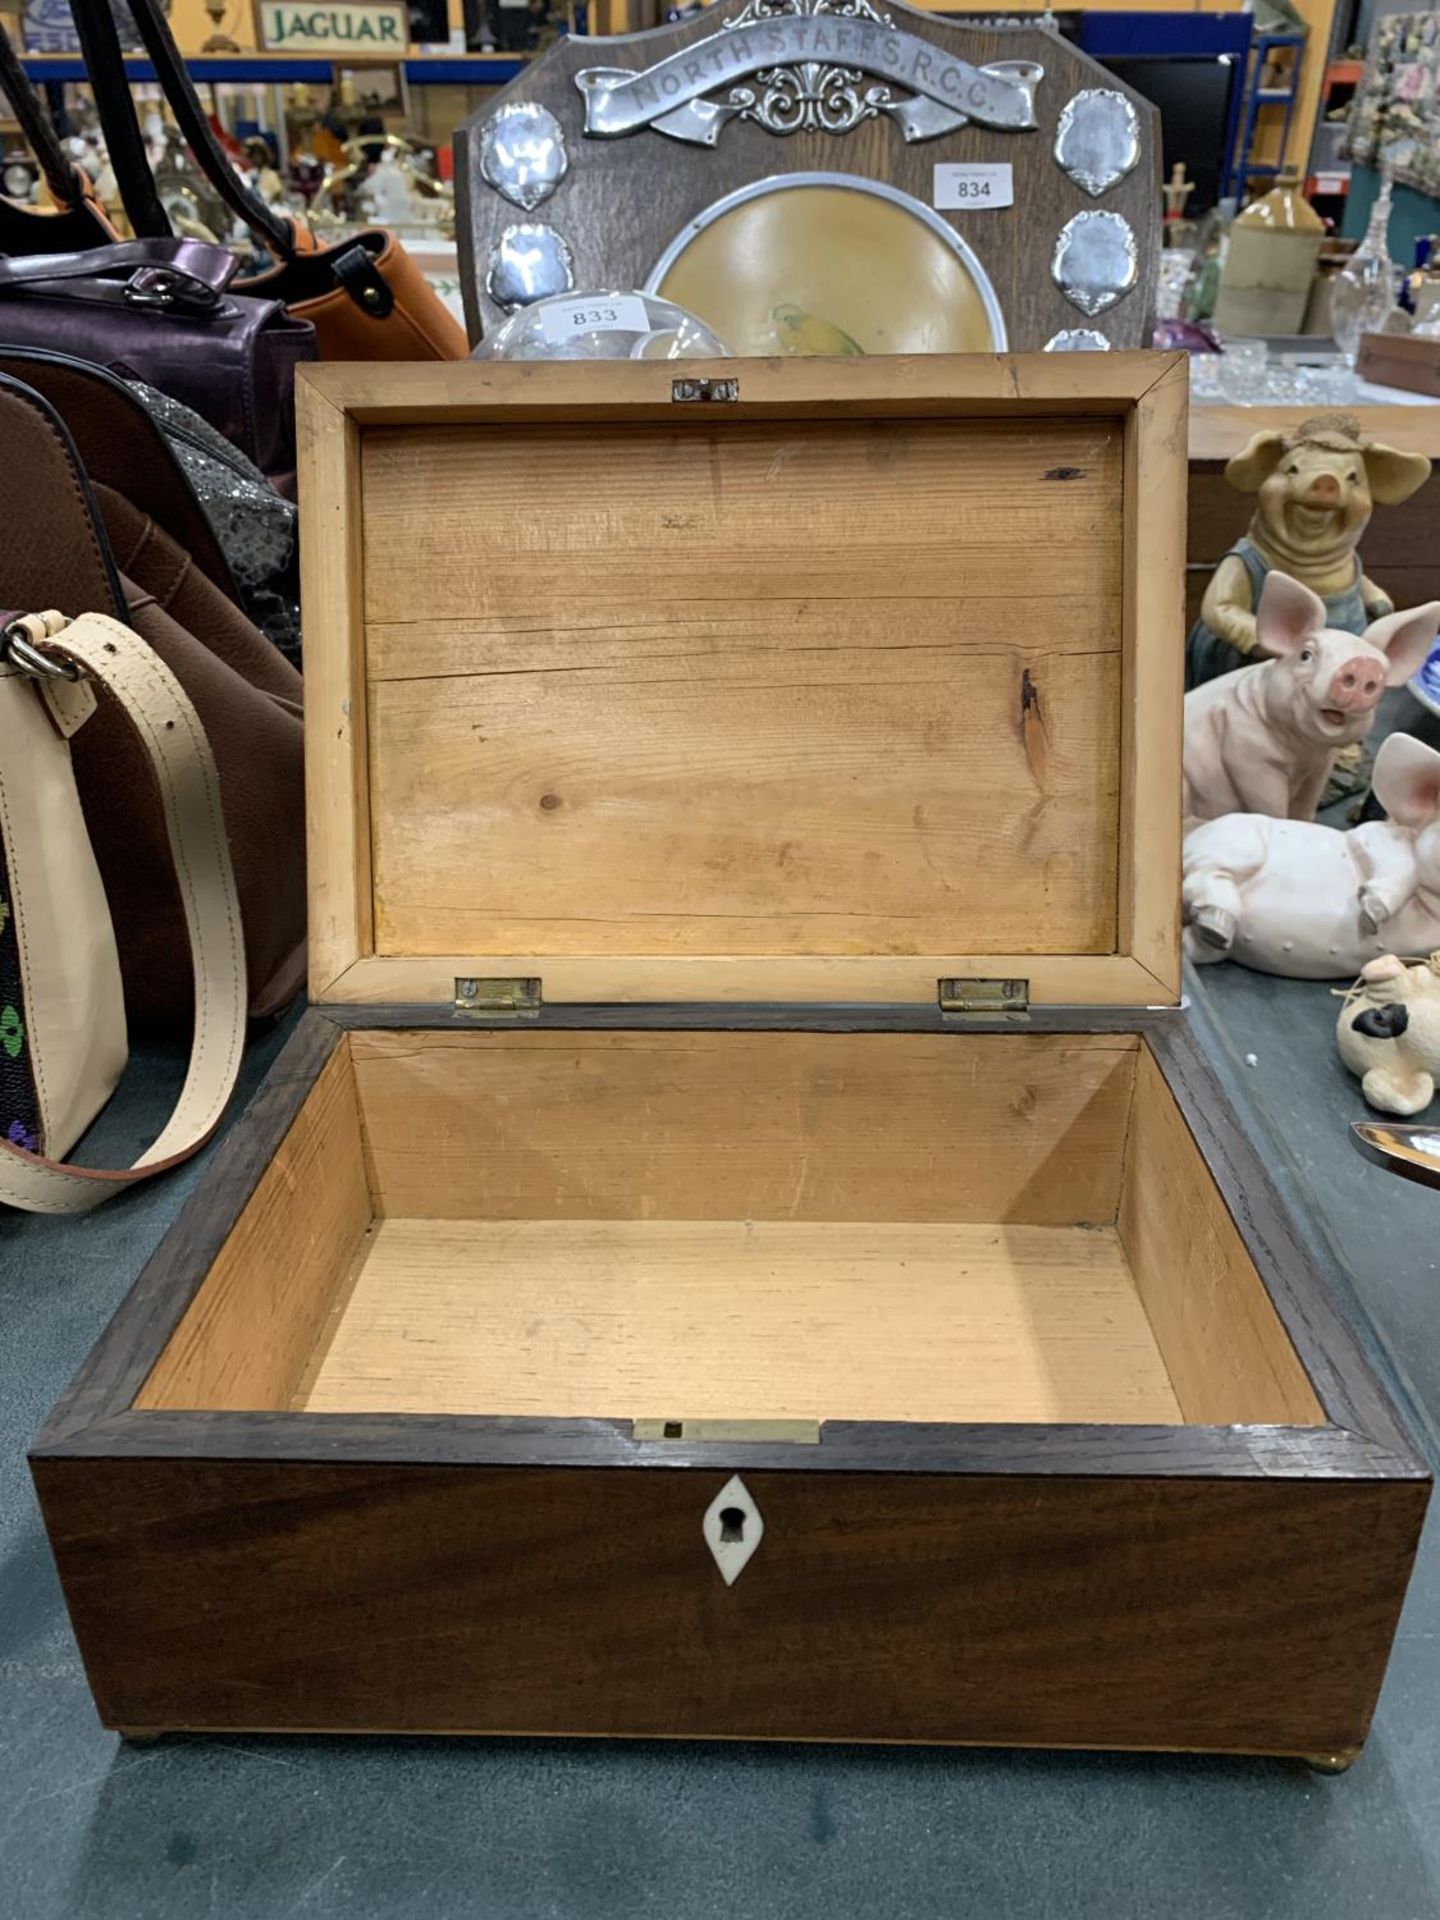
[1183,733,1440,979]
[1187,414,1434,686]
[1051,210,1136,315]
[1184,571,1440,824]
[1337,952,1440,1115]
[480,103,569,211]
[1053,89,1140,196]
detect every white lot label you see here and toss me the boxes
[538,295,652,344]
[932,163,1014,211]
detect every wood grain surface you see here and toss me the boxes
[296,355,1184,1008]
[136,1042,372,1413]
[297,385,372,1001]
[456,1,1160,350]
[322,952,1173,1008]
[1119,1047,1322,1427]
[361,416,1124,961]
[348,1028,1139,1225]
[1188,406,1440,464]
[1119,357,1185,1000]
[301,1217,1183,1425]
[34,1454,1426,1752]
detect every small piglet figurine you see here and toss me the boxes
[1184,571,1440,825]
[1337,953,1440,1115]
[1183,732,1440,978]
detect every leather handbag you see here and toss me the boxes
[0,22,118,258]
[0,344,301,660]
[0,237,316,478]
[95,0,468,362]
[0,608,245,1215]
[0,372,305,1028]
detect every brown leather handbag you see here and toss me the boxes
[96,0,468,361]
[0,373,305,1028]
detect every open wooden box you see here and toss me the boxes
[32,356,1428,1762]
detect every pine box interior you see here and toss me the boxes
[31,357,1428,1759]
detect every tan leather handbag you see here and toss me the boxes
[0,370,305,1029]
[90,0,468,362]
[0,610,245,1215]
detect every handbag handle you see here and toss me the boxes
[0,610,247,1216]
[69,0,173,240]
[0,237,238,316]
[0,21,90,214]
[111,0,299,261]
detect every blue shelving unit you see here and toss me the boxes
[1224,31,1305,201]
[18,52,530,85]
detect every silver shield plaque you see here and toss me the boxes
[1051,210,1137,316]
[480,103,569,211]
[1053,89,1140,197]
[1044,328,1113,351]
[486,224,576,310]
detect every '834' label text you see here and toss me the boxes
[932,163,1015,211]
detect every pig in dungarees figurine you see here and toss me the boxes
[1183,733,1440,977]
[1184,571,1440,823]
[1187,413,1432,687]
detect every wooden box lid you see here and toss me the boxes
[297,353,1186,1011]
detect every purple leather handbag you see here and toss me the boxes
[0,238,315,480]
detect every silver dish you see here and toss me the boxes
[644,173,1009,351]
[1051,209,1137,316]
[486,224,576,310]
[1350,1120,1440,1191]
[1053,88,1140,198]
[479,103,568,212]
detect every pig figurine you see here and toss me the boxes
[1182,732,1440,977]
[1187,412,1432,687]
[1184,571,1440,824]
[1336,952,1440,1115]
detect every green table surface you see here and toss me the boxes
[2,971,1437,1920]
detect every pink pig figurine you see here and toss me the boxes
[1182,732,1440,978]
[1184,570,1440,825]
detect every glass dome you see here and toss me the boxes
[476,290,731,362]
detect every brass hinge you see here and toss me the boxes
[453,975,542,1019]
[633,1418,820,1445]
[671,376,739,403]
[937,976,1030,1023]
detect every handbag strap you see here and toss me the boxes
[115,0,298,261]
[69,0,173,240]
[0,21,89,213]
[0,609,247,1215]
[0,237,237,309]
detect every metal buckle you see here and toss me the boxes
[123,265,220,314]
[4,625,82,681]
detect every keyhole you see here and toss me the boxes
[718,1506,746,1543]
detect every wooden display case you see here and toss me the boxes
[30,355,1429,1763]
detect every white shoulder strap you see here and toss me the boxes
[0,610,247,1214]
